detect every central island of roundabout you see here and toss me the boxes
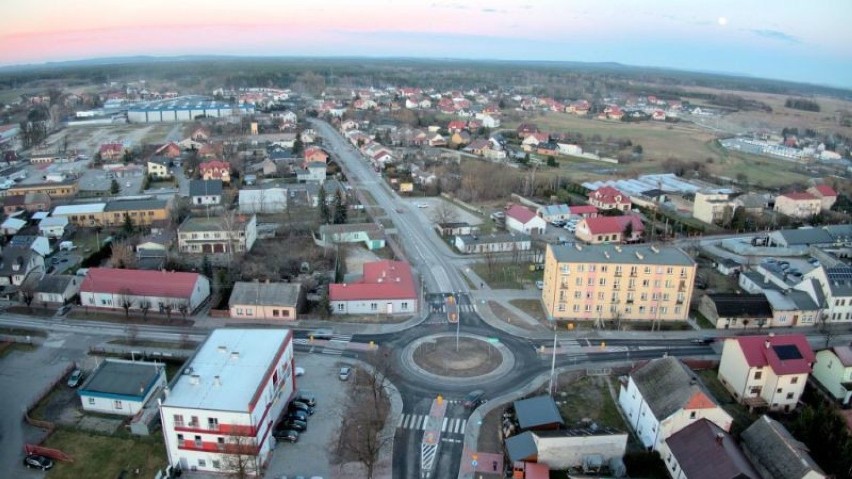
[402,332,516,384]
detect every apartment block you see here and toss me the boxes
[541,243,696,322]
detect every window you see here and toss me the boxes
[689,411,697,419]
[642,279,650,287]
[786,392,794,400]
[599,278,606,286]
[235,308,243,316]
[217,437,225,449]
[776,388,782,393]
[337,303,344,311]
[194,435,202,447]
[791,377,798,384]
[114,400,122,409]
[584,304,591,312]
[574,291,582,299]
[212,460,221,469]
[589,265,596,272]
[557,304,566,312]
[587,278,594,286]
[575,277,582,286]
[246,308,253,316]
[190,416,199,427]
[402,302,409,310]
[370,303,377,311]
[644,266,651,274]
[573,304,580,312]
[754,371,762,380]
[272,309,280,317]
[173,414,184,426]
[198,459,206,468]
[177,434,184,442]
[88,397,95,405]
[597,292,604,300]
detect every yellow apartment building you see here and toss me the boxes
[542,243,697,322]
[5,180,79,199]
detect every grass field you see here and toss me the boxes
[554,376,624,429]
[42,429,168,479]
[506,112,814,188]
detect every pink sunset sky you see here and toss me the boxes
[3,0,852,87]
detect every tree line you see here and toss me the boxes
[785,97,820,112]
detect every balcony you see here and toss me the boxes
[178,439,259,455]
[174,422,255,436]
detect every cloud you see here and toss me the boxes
[751,29,801,44]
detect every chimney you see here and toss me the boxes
[635,251,644,260]
[651,245,659,254]
[614,245,622,253]
[190,374,200,385]
[715,432,724,445]
[213,375,222,387]
[230,351,240,360]
[604,251,610,259]
[218,345,227,353]
[764,339,771,349]
[574,244,582,251]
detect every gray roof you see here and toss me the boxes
[539,204,570,216]
[741,271,780,291]
[180,215,252,233]
[189,179,223,197]
[741,415,824,479]
[824,266,852,297]
[764,289,820,312]
[0,246,34,276]
[229,281,302,308]
[550,243,694,267]
[319,222,382,235]
[457,232,531,246]
[666,419,759,479]
[80,360,163,399]
[772,228,834,246]
[505,431,538,462]
[514,395,565,430]
[36,275,77,294]
[823,224,852,242]
[630,356,720,420]
[705,294,773,318]
[104,197,168,212]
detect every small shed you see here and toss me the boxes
[514,395,565,431]
[78,359,167,416]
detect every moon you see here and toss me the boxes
[718,16,728,26]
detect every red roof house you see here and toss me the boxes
[199,160,231,183]
[575,215,644,244]
[447,120,467,133]
[505,205,546,235]
[99,143,125,161]
[807,184,838,210]
[568,205,598,218]
[155,142,182,159]
[329,260,417,315]
[718,334,815,412]
[304,146,329,165]
[80,268,211,313]
[588,186,631,211]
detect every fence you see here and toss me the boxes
[89,345,194,360]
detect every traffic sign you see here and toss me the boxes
[471,460,478,468]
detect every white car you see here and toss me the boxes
[295,367,305,377]
[417,203,429,208]
[535,280,544,290]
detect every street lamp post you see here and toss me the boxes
[548,320,557,396]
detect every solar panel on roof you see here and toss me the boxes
[772,344,803,361]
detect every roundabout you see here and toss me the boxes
[402,333,516,384]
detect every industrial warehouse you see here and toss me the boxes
[127,96,254,123]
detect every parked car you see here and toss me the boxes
[23,454,54,470]
[286,410,309,423]
[338,366,352,381]
[295,391,316,407]
[57,304,72,316]
[289,401,314,416]
[67,369,83,388]
[691,337,715,345]
[463,389,485,408]
[273,429,299,443]
[535,280,544,290]
[280,418,307,431]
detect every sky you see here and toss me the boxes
[2,0,852,88]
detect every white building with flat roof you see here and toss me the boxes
[159,329,295,475]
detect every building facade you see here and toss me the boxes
[717,335,814,412]
[774,192,821,219]
[228,282,304,320]
[80,268,211,314]
[79,359,167,416]
[542,243,696,322]
[159,329,294,474]
[330,260,417,315]
[810,346,852,406]
[178,215,258,255]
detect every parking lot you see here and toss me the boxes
[264,353,356,479]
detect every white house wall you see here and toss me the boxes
[331,298,416,315]
[536,434,628,470]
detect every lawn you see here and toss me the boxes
[553,376,624,430]
[508,299,547,322]
[43,429,168,479]
[697,370,758,437]
[472,261,541,289]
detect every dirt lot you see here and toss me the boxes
[403,196,484,226]
[40,123,175,157]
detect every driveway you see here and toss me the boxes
[263,353,354,478]
[0,342,75,477]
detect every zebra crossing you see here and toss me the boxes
[431,304,476,314]
[397,413,467,435]
[292,335,353,356]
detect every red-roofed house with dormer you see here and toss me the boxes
[99,143,125,162]
[329,260,417,315]
[718,334,815,412]
[807,184,838,211]
[589,186,631,211]
[199,160,231,183]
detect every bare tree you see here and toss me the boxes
[110,240,136,269]
[174,299,189,320]
[219,435,261,479]
[19,277,37,312]
[818,311,834,349]
[431,201,458,224]
[138,299,151,321]
[117,288,135,318]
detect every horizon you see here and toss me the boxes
[2,0,852,89]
